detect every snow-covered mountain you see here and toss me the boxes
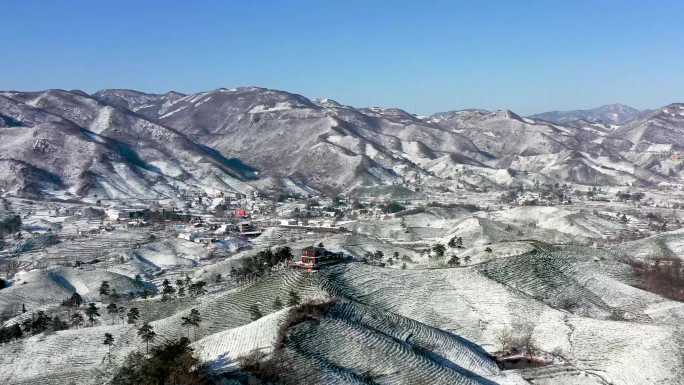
[1,87,682,198]
[530,103,645,125]
[0,90,255,198]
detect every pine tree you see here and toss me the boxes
[249,304,263,321]
[181,308,201,340]
[110,288,120,302]
[10,324,24,339]
[273,296,283,310]
[432,243,446,257]
[51,316,67,331]
[189,308,201,338]
[448,255,461,267]
[85,303,100,326]
[10,324,22,340]
[99,281,111,298]
[161,279,176,301]
[71,312,85,328]
[138,323,156,354]
[127,307,140,324]
[21,319,32,335]
[106,303,118,324]
[288,290,300,306]
[118,306,127,325]
[188,281,207,297]
[103,333,114,363]
[180,315,193,340]
[31,311,50,334]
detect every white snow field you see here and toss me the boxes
[2,235,684,384]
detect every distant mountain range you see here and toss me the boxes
[0,87,682,198]
[529,103,652,125]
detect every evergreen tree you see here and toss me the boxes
[620,213,629,224]
[188,281,207,297]
[31,311,50,334]
[11,324,22,340]
[127,307,140,324]
[188,308,201,335]
[21,318,32,334]
[110,289,121,302]
[180,308,201,340]
[288,290,301,306]
[180,314,193,340]
[103,333,115,363]
[249,304,263,321]
[273,296,283,310]
[85,303,101,326]
[432,243,446,257]
[448,255,461,267]
[99,281,111,298]
[118,306,127,325]
[71,312,85,328]
[110,337,209,385]
[138,323,156,354]
[106,303,118,324]
[10,324,22,341]
[161,279,176,301]
[51,316,68,331]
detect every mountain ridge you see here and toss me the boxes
[1,87,683,198]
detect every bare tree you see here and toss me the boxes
[495,326,513,353]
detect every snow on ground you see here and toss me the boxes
[133,238,206,268]
[193,308,288,372]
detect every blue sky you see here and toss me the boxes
[2,0,683,115]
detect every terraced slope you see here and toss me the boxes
[2,248,683,385]
[234,301,525,385]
